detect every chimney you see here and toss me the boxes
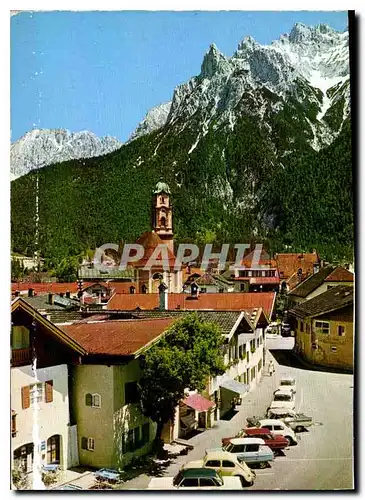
[28,288,34,297]
[65,291,71,299]
[48,293,54,305]
[158,282,168,310]
[191,282,199,299]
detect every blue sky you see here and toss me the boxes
[11,10,348,143]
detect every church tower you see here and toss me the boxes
[153,180,174,253]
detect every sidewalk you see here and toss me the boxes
[119,353,281,490]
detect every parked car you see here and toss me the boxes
[222,427,289,452]
[148,468,242,489]
[182,450,256,486]
[209,437,274,469]
[279,376,296,394]
[270,389,296,410]
[94,468,121,483]
[246,418,298,446]
[266,408,313,432]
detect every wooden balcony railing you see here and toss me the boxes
[11,348,32,366]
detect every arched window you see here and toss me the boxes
[130,286,135,294]
[153,273,163,281]
[160,216,166,228]
[85,393,101,408]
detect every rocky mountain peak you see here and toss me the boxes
[200,43,231,78]
[11,128,122,179]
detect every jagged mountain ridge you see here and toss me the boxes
[11,22,353,263]
[10,129,122,180]
[130,22,349,151]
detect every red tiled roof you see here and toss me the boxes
[241,249,277,268]
[107,292,276,318]
[275,252,318,280]
[324,267,354,282]
[11,282,93,295]
[182,393,215,412]
[61,317,175,356]
[108,282,138,294]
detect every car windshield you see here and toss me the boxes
[281,380,294,386]
[274,394,292,401]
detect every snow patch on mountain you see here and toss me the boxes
[11,129,122,179]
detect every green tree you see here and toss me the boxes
[11,259,25,281]
[138,313,225,445]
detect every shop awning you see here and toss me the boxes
[182,393,216,412]
[219,377,249,396]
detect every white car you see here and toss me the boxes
[252,419,298,446]
[182,450,256,486]
[279,376,296,394]
[270,389,296,410]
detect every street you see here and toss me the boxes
[118,344,354,491]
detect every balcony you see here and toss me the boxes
[11,348,32,367]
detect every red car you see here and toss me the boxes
[222,428,289,451]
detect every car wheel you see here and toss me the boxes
[296,425,304,432]
[235,475,249,487]
[285,436,294,445]
[259,462,267,469]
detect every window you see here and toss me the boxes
[258,359,262,372]
[200,478,215,487]
[181,478,199,487]
[125,382,139,404]
[274,425,283,431]
[315,321,330,334]
[11,326,30,349]
[338,326,345,337]
[219,288,224,293]
[222,461,235,468]
[206,460,220,467]
[251,367,256,380]
[30,383,43,405]
[331,346,337,353]
[85,393,101,408]
[300,321,304,332]
[200,287,207,293]
[123,427,142,453]
[81,437,95,451]
[240,283,245,292]
[245,444,259,452]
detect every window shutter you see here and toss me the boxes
[81,437,88,450]
[21,386,30,409]
[93,394,101,407]
[45,380,53,403]
[85,393,92,406]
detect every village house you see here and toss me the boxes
[289,285,354,370]
[274,251,320,291]
[224,248,280,293]
[11,298,86,475]
[288,265,354,307]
